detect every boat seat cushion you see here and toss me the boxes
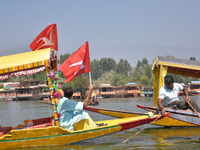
[22,122,52,130]
[0,126,12,137]
[28,116,54,126]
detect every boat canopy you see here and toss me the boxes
[0,47,60,126]
[0,48,52,80]
[152,56,200,106]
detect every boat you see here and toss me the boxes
[122,83,141,98]
[72,91,81,100]
[0,49,170,149]
[85,56,200,127]
[84,103,200,127]
[96,96,104,99]
[137,104,200,126]
[0,113,169,149]
[43,97,50,101]
[150,56,200,126]
[84,106,149,118]
[16,94,32,100]
[190,81,200,96]
[151,56,200,107]
[89,83,141,98]
[89,101,99,105]
[15,80,43,100]
[89,96,99,105]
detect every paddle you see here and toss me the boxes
[182,95,200,117]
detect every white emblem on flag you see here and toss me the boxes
[36,30,54,49]
[69,60,85,75]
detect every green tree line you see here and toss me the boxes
[1,53,199,96]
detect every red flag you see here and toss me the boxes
[59,41,91,82]
[30,23,58,51]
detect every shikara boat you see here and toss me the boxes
[137,104,200,127]
[85,56,200,127]
[0,113,170,149]
[0,49,170,149]
[150,55,200,126]
[84,103,200,127]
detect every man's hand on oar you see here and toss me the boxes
[182,95,200,117]
[184,96,190,103]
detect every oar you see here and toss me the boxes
[182,95,200,117]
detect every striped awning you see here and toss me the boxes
[0,48,52,79]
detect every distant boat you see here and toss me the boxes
[96,96,104,99]
[89,102,99,106]
[17,94,32,101]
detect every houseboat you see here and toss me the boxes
[190,81,200,95]
[89,83,141,98]
[99,84,116,98]
[72,91,81,100]
[15,81,44,100]
[0,82,20,101]
[123,83,141,98]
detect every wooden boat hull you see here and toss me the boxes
[137,104,200,127]
[17,95,32,101]
[0,113,169,149]
[84,106,147,118]
[84,106,199,127]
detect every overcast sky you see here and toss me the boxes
[1,0,200,66]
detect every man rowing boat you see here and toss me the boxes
[158,75,200,115]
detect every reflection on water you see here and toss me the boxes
[0,101,54,127]
[0,96,200,150]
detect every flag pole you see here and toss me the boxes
[89,72,92,85]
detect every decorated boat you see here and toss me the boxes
[85,56,200,127]
[0,113,170,149]
[0,49,171,149]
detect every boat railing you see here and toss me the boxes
[17,93,33,96]
[100,91,115,95]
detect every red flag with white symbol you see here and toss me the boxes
[59,41,91,82]
[30,23,58,51]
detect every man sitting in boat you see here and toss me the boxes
[57,84,97,131]
[158,75,200,115]
[91,96,98,105]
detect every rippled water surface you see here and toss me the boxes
[1,96,200,150]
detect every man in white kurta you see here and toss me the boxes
[57,85,96,131]
[159,82,183,107]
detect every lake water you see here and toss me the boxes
[1,96,200,150]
